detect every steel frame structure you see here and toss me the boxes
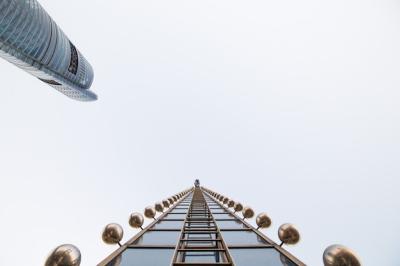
[98,186,306,266]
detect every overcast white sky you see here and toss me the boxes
[1,0,400,265]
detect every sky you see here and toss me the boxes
[0,0,400,265]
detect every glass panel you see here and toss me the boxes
[213,213,235,219]
[221,231,268,245]
[164,213,187,219]
[107,248,174,266]
[170,208,188,214]
[152,220,184,229]
[132,231,180,245]
[182,233,217,240]
[180,251,224,263]
[229,248,296,266]
[216,220,248,229]
[210,208,225,213]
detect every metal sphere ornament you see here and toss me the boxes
[228,200,235,208]
[278,223,300,246]
[144,206,156,219]
[323,245,361,266]
[162,200,170,209]
[256,213,272,229]
[155,202,164,213]
[168,198,174,204]
[129,212,144,229]
[223,197,229,204]
[45,244,81,266]
[102,223,124,246]
[242,206,255,219]
[234,202,243,213]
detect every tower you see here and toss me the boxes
[97,186,303,266]
[0,0,97,101]
[45,181,361,266]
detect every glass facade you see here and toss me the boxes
[0,0,96,101]
[98,187,305,266]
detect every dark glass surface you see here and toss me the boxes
[107,248,174,266]
[229,248,296,266]
[38,78,61,85]
[164,213,187,219]
[180,251,224,262]
[221,231,268,245]
[215,219,248,229]
[182,233,217,240]
[213,213,235,219]
[152,220,184,229]
[170,208,188,214]
[68,42,78,74]
[132,231,180,245]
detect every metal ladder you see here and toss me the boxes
[171,187,234,266]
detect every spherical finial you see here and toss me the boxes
[144,206,156,219]
[129,212,144,229]
[168,198,174,204]
[323,245,361,266]
[162,200,170,209]
[223,197,229,205]
[102,223,124,245]
[155,202,164,213]
[234,202,243,212]
[256,213,272,229]
[242,206,255,219]
[45,244,81,266]
[278,223,300,245]
[228,200,235,208]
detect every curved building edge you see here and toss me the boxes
[0,40,97,101]
[0,0,96,101]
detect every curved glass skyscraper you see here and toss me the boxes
[0,0,97,101]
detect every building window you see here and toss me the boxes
[38,78,61,86]
[132,231,181,245]
[107,248,174,266]
[221,231,268,246]
[152,220,184,229]
[68,42,78,75]
[229,248,297,266]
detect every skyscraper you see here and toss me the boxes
[97,186,304,266]
[45,181,361,266]
[0,0,97,101]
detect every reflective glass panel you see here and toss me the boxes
[170,208,188,214]
[107,248,174,266]
[182,233,217,240]
[180,251,224,262]
[132,231,180,245]
[229,248,296,266]
[164,213,187,219]
[213,213,235,219]
[152,220,184,229]
[216,220,248,229]
[221,231,268,245]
